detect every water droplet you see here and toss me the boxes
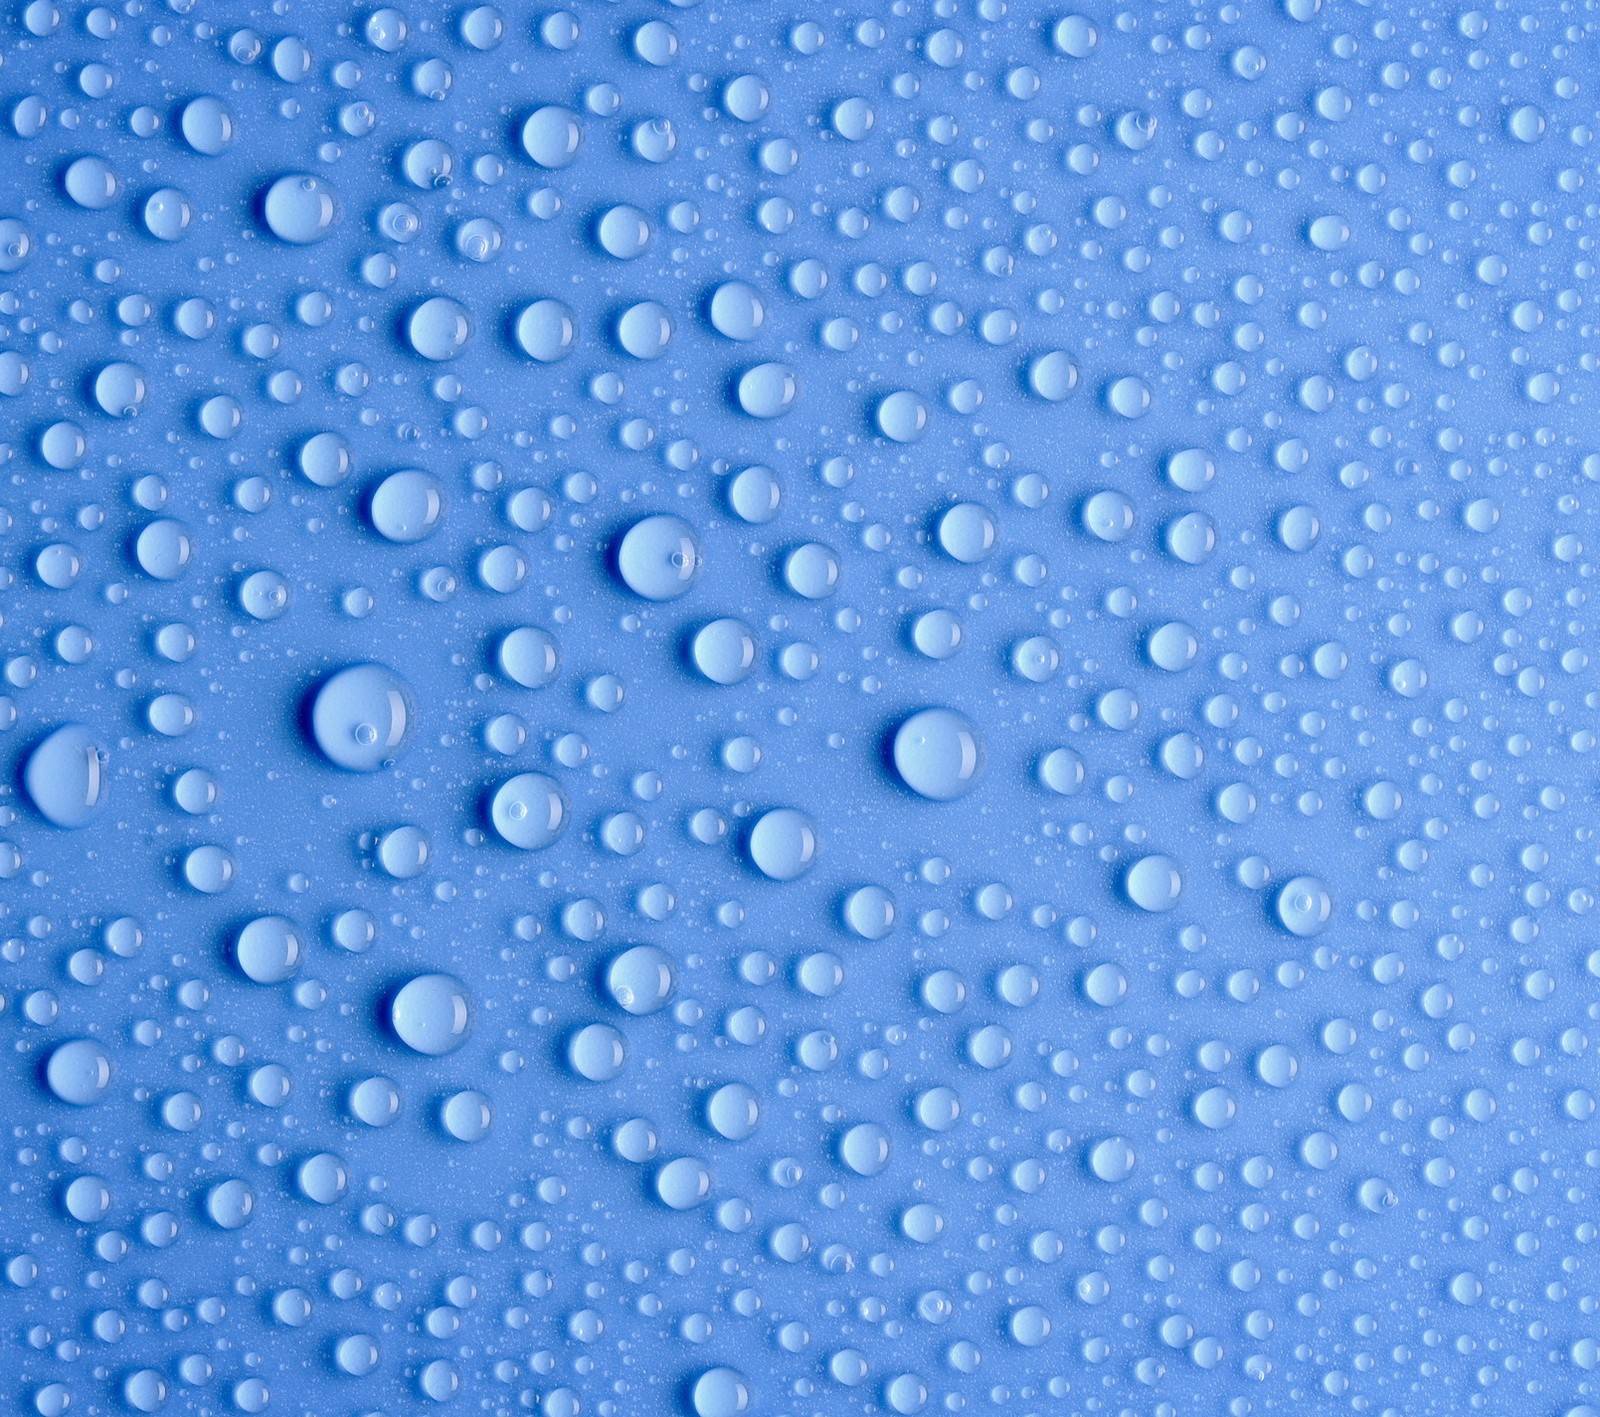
[891,709,984,801]
[389,974,472,1055]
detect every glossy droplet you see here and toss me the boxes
[231,916,305,985]
[407,298,472,361]
[44,1039,113,1105]
[22,724,108,827]
[1123,855,1183,912]
[606,945,678,1015]
[261,174,339,244]
[389,974,472,1055]
[488,772,570,850]
[521,105,582,167]
[875,389,928,442]
[1275,876,1333,936]
[735,363,799,418]
[892,709,984,801]
[691,619,757,685]
[309,664,415,772]
[514,299,577,361]
[614,515,702,600]
[707,281,766,340]
[935,503,998,563]
[568,1023,626,1081]
[745,808,819,881]
[691,1367,753,1417]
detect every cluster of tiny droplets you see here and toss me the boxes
[3,0,1600,1415]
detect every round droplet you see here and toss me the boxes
[1145,621,1199,672]
[407,297,472,361]
[1088,1136,1135,1182]
[1106,376,1152,418]
[707,281,766,340]
[514,300,577,361]
[22,724,108,827]
[936,503,998,563]
[389,974,472,1055]
[1166,447,1217,492]
[1027,350,1079,401]
[782,543,840,599]
[1123,855,1182,912]
[497,626,560,688]
[839,1123,890,1176]
[488,773,570,850]
[606,945,677,1015]
[261,174,339,244]
[706,1083,760,1140]
[568,1023,626,1081]
[614,515,702,601]
[367,470,446,543]
[1082,491,1135,541]
[348,1076,401,1127]
[1038,747,1085,795]
[93,361,148,417]
[691,619,757,685]
[180,96,235,155]
[205,1178,255,1229]
[690,1367,752,1417]
[726,465,781,524]
[231,916,305,985]
[655,1156,712,1210]
[911,609,963,661]
[133,519,193,579]
[843,886,897,940]
[745,808,819,881]
[440,1090,493,1142]
[298,432,352,487]
[596,205,650,259]
[892,709,984,801]
[1054,15,1099,56]
[45,1039,113,1105]
[62,156,120,209]
[736,363,799,418]
[1275,876,1332,936]
[875,390,928,442]
[309,664,415,772]
[521,105,582,167]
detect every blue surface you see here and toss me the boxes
[1,2,1597,1415]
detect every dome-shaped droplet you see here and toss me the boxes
[21,724,109,827]
[606,945,678,1015]
[487,772,570,850]
[1275,875,1332,936]
[231,916,305,985]
[1123,854,1183,912]
[521,105,582,167]
[261,174,339,244]
[308,664,415,772]
[892,709,984,801]
[613,515,702,600]
[406,297,472,361]
[389,974,472,1055]
[44,1039,113,1105]
[745,808,819,881]
[707,281,766,340]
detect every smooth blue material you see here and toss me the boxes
[1,2,1594,1415]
